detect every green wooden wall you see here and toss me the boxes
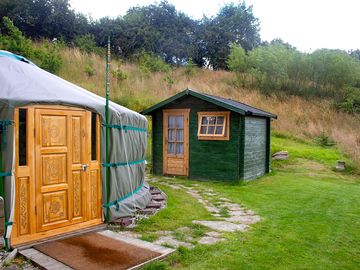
[150,95,271,181]
[243,116,267,180]
[151,95,241,181]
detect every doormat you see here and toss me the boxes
[33,232,161,270]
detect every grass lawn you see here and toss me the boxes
[140,135,360,270]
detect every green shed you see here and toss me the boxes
[141,89,277,181]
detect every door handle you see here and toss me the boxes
[82,164,89,172]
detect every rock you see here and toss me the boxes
[192,220,248,232]
[198,236,225,245]
[336,161,346,171]
[147,202,162,209]
[154,236,194,248]
[218,197,231,202]
[225,215,261,224]
[177,227,192,233]
[156,230,173,236]
[205,231,223,238]
[138,208,157,215]
[272,151,289,160]
[0,248,17,269]
[228,210,247,216]
[205,206,220,213]
[4,265,18,270]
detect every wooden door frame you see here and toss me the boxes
[162,109,190,176]
[11,105,102,246]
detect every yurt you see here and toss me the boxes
[0,51,150,247]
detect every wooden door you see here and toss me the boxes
[35,108,88,231]
[163,109,189,176]
[12,106,102,246]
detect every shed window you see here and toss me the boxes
[197,111,230,140]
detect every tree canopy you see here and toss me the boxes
[0,0,260,68]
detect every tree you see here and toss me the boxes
[200,2,260,69]
[227,43,247,72]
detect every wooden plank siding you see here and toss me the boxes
[151,95,242,182]
[243,116,267,180]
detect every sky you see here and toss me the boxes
[70,0,360,52]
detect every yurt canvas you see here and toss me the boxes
[0,51,151,247]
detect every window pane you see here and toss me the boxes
[176,143,184,154]
[217,116,224,125]
[168,116,176,128]
[208,116,216,125]
[19,109,27,166]
[91,112,97,160]
[200,126,207,134]
[208,125,215,134]
[168,129,175,142]
[176,129,184,141]
[176,116,184,128]
[168,142,175,154]
[215,126,223,134]
[201,116,208,124]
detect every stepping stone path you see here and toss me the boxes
[111,176,261,249]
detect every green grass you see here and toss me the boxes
[134,185,213,234]
[142,135,360,269]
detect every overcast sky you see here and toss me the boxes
[70,0,360,52]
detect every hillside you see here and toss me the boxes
[57,47,360,171]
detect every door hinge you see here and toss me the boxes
[35,206,37,215]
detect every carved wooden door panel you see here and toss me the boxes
[35,108,87,232]
[163,109,189,176]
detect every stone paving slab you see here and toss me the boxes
[154,236,194,248]
[192,220,248,232]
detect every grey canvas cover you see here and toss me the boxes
[0,51,151,240]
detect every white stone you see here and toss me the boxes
[205,231,223,238]
[154,236,194,248]
[225,215,261,224]
[228,210,247,216]
[218,197,231,202]
[205,206,220,213]
[198,236,225,245]
[192,220,248,232]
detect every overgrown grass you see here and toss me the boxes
[142,136,360,269]
[52,46,360,169]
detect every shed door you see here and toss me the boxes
[163,109,189,176]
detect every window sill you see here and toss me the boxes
[197,135,230,141]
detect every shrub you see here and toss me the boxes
[111,65,128,81]
[314,132,336,147]
[0,17,62,74]
[184,58,196,77]
[163,75,174,87]
[74,34,101,54]
[335,86,360,114]
[138,51,170,74]
[84,61,96,77]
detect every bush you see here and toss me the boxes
[84,60,96,77]
[314,132,336,147]
[111,65,128,81]
[0,17,62,74]
[74,34,101,54]
[335,86,360,114]
[138,51,170,74]
[184,58,196,77]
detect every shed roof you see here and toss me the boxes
[141,88,277,119]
